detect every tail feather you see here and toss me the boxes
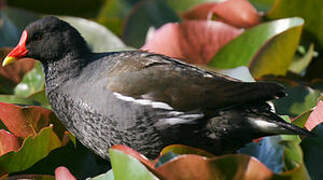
[246,108,315,137]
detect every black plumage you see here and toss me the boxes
[3,16,312,159]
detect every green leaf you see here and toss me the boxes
[165,0,218,12]
[272,82,320,117]
[281,140,303,171]
[27,90,51,109]
[209,17,303,78]
[109,149,159,180]
[96,0,135,36]
[248,0,275,12]
[14,63,45,98]
[0,126,62,174]
[0,94,40,105]
[292,110,313,128]
[289,44,315,74]
[161,144,214,157]
[122,0,180,48]
[267,0,323,49]
[58,16,127,52]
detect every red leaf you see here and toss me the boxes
[0,47,36,84]
[305,100,323,131]
[182,0,261,28]
[111,144,155,169]
[0,102,53,137]
[55,166,77,180]
[141,20,242,64]
[0,129,20,156]
[156,154,273,180]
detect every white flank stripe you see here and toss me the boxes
[113,92,173,110]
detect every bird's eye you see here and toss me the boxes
[32,32,42,41]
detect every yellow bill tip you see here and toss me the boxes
[2,56,17,67]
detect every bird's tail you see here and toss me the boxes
[245,107,314,137]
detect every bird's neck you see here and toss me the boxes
[42,52,92,92]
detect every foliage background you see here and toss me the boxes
[0,0,323,179]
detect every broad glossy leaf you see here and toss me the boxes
[59,16,126,53]
[301,124,323,180]
[209,17,303,78]
[28,90,51,109]
[0,129,20,156]
[141,20,242,64]
[110,145,310,180]
[109,148,160,180]
[55,166,77,180]
[267,0,323,49]
[0,102,63,137]
[161,144,214,157]
[157,144,214,168]
[281,140,303,171]
[0,94,40,105]
[165,0,218,12]
[292,110,313,129]
[182,0,261,28]
[122,0,180,48]
[0,126,62,174]
[273,84,320,117]
[156,153,310,180]
[14,62,45,98]
[111,145,155,169]
[96,0,134,36]
[248,0,275,12]
[155,152,178,168]
[289,44,315,74]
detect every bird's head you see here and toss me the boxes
[2,16,89,66]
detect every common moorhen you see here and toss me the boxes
[2,16,312,159]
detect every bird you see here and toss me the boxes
[2,16,313,159]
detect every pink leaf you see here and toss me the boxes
[141,20,243,64]
[305,100,323,131]
[0,129,20,156]
[182,0,261,28]
[55,166,77,180]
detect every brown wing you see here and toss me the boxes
[106,52,286,111]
